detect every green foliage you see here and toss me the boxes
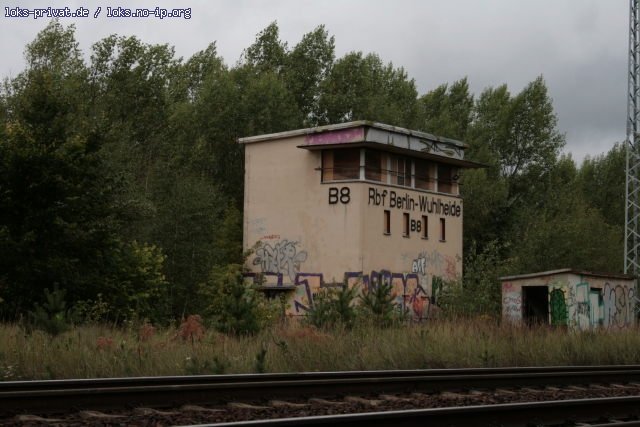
[439,241,511,317]
[284,25,335,124]
[241,22,288,74]
[213,204,244,266]
[358,281,403,327]
[305,285,358,329]
[577,142,626,229]
[103,241,169,322]
[184,355,229,375]
[254,346,267,373]
[29,286,71,336]
[419,78,473,140]
[0,21,169,321]
[199,263,279,335]
[72,293,111,324]
[319,51,419,127]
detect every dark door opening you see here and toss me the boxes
[523,286,549,325]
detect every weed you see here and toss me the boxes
[28,286,71,336]
[178,315,205,343]
[254,346,267,373]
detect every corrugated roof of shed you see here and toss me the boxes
[499,268,635,281]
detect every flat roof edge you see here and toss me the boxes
[499,268,635,281]
[238,121,468,148]
[296,142,486,168]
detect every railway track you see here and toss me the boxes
[2,365,640,426]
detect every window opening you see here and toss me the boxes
[365,150,383,182]
[438,164,454,194]
[384,210,391,235]
[403,212,410,237]
[422,215,428,239]
[523,286,550,326]
[391,155,411,187]
[414,159,433,190]
[333,148,360,180]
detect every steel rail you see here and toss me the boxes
[2,366,640,416]
[3,364,640,391]
[183,396,640,427]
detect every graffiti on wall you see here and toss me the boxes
[603,282,636,328]
[502,282,521,321]
[549,288,568,326]
[503,279,636,330]
[246,270,432,320]
[408,250,457,282]
[573,283,591,330]
[252,240,308,283]
[346,270,430,320]
[249,242,458,320]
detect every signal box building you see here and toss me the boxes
[239,121,482,319]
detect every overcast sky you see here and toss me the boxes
[0,1,629,161]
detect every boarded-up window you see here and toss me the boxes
[321,150,333,182]
[415,159,433,190]
[333,148,360,180]
[437,164,454,194]
[365,150,383,182]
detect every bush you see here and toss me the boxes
[439,240,511,318]
[28,286,71,336]
[305,284,358,329]
[359,281,405,327]
[199,263,279,335]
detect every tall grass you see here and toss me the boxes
[1,318,639,380]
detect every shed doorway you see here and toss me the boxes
[523,286,549,325]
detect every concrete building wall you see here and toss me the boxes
[501,270,636,330]
[241,122,472,318]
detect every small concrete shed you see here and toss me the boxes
[500,269,636,330]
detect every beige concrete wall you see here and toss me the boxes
[243,136,464,318]
[501,273,636,330]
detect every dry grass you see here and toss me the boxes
[1,318,639,380]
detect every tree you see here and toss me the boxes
[509,156,623,273]
[0,21,167,320]
[577,142,626,229]
[284,25,335,125]
[240,22,288,75]
[469,77,564,188]
[418,78,473,140]
[319,52,419,127]
[462,77,565,258]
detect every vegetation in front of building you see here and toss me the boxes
[0,20,628,333]
[2,320,640,381]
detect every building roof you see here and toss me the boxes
[499,268,635,281]
[238,121,485,168]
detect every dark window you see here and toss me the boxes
[333,148,361,180]
[384,210,391,235]
[438,164,453,194]
[422,215,428,239]
[403,212,410,237]
[440,218,446,241]
[365,150,383,182]
[415,159,433,190]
